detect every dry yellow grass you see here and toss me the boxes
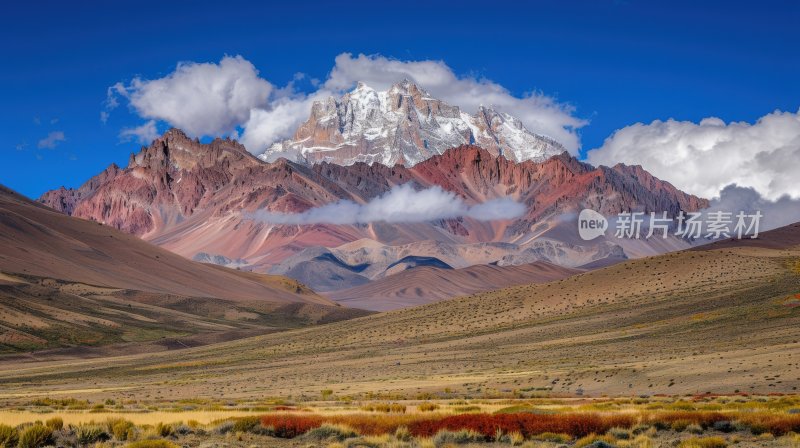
[0,244,797,403]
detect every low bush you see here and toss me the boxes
[259,414,324,438]
[452,405,482,413]
[107,418,135,441]
[305,424,359,441]
[75,424,110,445]
[155,422,174,438]
[432,429,484,446]
[574,434,616,448]
[361,403,407,413]
[394,425,412,441]
[212,421,235,435]
[497,430,525,445]
[0,424,19,448]
[671,419,693,432]
[231,416,261,433]
[711,421,734,433]
[686,423,704,434]
[45,417,63,431]
[17,424,54,448]
[409,412,636,438]
[608,427,631,439]
[418,402,440,412]
[125,441,180,448]
[531,432,573,443]
[678,436,728,448]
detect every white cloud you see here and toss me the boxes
[113,55,272,137]
[120,120,159,144]
[249,183,526,225]
[587,109,800,201]
[37,131,66,149]
[239,91,327,153]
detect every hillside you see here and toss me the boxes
[328,261,581,310]
[0,185,369,354]
[1,223,797,401]
[1,185,327,303]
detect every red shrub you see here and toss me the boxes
[259,414,324,438]
[737,413,800,436]
[408,413,636,438]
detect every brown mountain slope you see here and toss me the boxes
[2,184,329,304]
[2,222,797,400]
[328,261,581,311]
[0,185,375,354]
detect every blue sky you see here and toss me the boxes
[2,0,799,199]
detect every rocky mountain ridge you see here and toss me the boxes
[259,80,567,166]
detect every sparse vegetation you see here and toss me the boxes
[0,424,18,448]
[17,424,53,448]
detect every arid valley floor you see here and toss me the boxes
[1,223,799,446]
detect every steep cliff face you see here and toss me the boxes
[40,130,707,274]
[259,80,566,166]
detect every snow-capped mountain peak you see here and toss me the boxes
[259,80,566,166]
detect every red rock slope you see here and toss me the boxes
[39,129,707,270]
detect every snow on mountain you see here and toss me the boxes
[258,80,566,166]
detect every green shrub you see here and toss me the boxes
[17,424,53,448]
[532,432,573,443]
[75,424,110,445]
[213,421,234,434]
[394,425,412,442]
[45,417,63,431]
[155,422,174,438]
[305,423,358,441]
[418,402,440,412]
[0,424,19,448]
[232,416,260,433]
[686,423,704,434]
[678,436,728,448]
[671,419,693,432]
[432,429,484,446]
[125,441,180,448]
[452,405,482,412]
[109,418,135,441]
[608,427,631,440]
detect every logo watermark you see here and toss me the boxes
[578,209,763,241]
[578,209,608,241]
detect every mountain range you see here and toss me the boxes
[38,82,708,308]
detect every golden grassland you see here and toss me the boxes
[1,395,800,447]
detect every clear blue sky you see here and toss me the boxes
[2,0,798,198]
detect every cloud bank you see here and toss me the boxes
[587,109,800,201]
[705,184,800,233]
[110,55,272,137]
[109,53,585,153]
[249,183,526,225]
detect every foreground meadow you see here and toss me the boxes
[2,395,800,447]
